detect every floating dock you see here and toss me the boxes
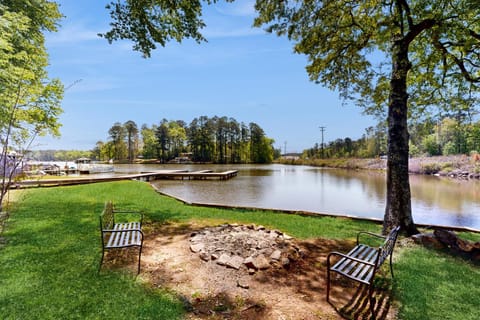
[132,170,238,181]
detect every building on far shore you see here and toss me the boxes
[281,153,301,161]
[0,152,25,178]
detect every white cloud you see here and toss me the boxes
[214,1,257,17]
[46,24,102,46]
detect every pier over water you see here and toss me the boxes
[134,170,238,181]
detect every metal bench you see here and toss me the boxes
[327,226,401,317]
[99,201,144,274]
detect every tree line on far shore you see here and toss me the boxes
[303,115,480,160]
[32,114,480,163]
[85,116,278,164]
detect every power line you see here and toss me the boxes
[319,126,326,158]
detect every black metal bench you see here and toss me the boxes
[99,201,144,274]
[327,226,401,317]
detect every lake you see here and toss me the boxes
[113,163,480,230]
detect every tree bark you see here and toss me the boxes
[383,37,419,235]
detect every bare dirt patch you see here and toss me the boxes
[104,222,398,319]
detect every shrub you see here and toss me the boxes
[420,163,441,174]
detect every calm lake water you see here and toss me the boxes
[113,163,480,230]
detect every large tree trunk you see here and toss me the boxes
[383,38,419,236]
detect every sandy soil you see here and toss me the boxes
[103,222,398,320]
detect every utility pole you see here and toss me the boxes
[319,126,326,158]
[284,141,287,156]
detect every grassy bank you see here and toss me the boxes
[1,181,479,319]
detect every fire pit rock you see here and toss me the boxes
[189,224,301,273]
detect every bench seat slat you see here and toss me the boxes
[333,245,364,272]
[350,247,378,279]
[104,230,142,248]
[106,230,119,247]
[355,250,379,280]
[331,242,386,284]
[103,221,143,248]
[332,265,374,284]
[119,229,126,246]
[332,245,378,279]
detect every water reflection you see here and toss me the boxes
[113,163,480,229]
[409,175,480,228]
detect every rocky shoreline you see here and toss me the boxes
[365,155,480,179]
[284,155,480,180]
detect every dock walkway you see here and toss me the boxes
[17,169,238,187]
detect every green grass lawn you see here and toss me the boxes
[1,180,479,319]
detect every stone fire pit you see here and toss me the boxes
[189,224,302,274]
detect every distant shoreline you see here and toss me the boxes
[277,155,480,179]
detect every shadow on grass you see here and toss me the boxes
[329,278,393,320]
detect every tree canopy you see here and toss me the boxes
[0,2,63,141]
[253,0,479,111]
[100,0,233,58]
[101,0,479,235]
[95,116,275,164]
[0,1,64,211]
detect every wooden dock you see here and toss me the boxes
[133,170,238,181]
[16,169,238,188]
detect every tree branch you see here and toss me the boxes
[404,19,437,45]
[469,29,480,41]
[398,0,414,29]
[434,40,480,83]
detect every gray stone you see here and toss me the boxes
[281,257,290,268]
[227,255,244,270]
[237,280,250,289]
[270,250,282,261]
[243,256,255,269]
[411,233,444,249]
[190,243,204,253]
[217,253,230,266]
[199,252,210,261]
[253,254,270,270]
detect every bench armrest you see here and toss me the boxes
[327,251,376,268]
[102,228,143,233]
[356,231,386,245]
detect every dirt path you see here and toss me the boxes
[106,222,398,320]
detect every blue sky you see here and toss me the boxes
[38,0,376,153]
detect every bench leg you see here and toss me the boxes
[98,249,105,274]
[326,270,331,302]
[326,260,331,302]
[137,245,143,275]
[389,254,394,278]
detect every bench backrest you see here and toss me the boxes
[378,226,401,266]
[100,201,114,230]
